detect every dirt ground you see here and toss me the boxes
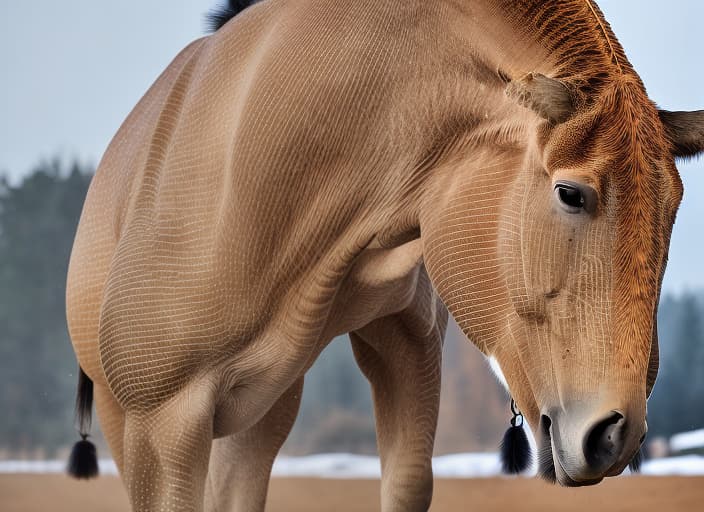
[2,475,702,511]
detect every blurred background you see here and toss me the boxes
[0,0,702,470]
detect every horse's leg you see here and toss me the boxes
[351,285,447,512]
[93,383,126,475]
[204,377,304,512]
[121,380,215,512]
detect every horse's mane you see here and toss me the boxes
[206,0,260,32]
[498,0,635,93]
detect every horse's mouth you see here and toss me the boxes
[537,440,604,487]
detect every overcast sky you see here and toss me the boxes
[0,1,702,293]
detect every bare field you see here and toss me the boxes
[2,475,703,511]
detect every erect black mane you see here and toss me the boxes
[205,0,259,33]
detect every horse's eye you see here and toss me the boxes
[554,184,584,211]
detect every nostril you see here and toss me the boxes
[537,414,557,483]
[584,411,625,472]
[541,414,552,437]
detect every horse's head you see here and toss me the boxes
[421,72,703,486]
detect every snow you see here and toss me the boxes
[670,428,704,453]
[271,453,505,479]
[0,459,118,475]
[640,456,704,476]
[432,453,505,478]
[2,453,703,477]
[272,454,381,478]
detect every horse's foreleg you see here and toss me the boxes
[204,376,303,512]
[121,380,215,512]
[351,292,447,512]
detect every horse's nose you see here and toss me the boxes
[541,405,644,485]
[583,411,625,475]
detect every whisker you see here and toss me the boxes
[628,448,643,473]
[538,443,557,484]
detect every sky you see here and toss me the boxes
[0,1,702,293]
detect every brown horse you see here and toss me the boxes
[66,1,704,510]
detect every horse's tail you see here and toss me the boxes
[66,366,99,479]
[206,0,261,32]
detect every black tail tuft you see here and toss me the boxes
[205,0,259,33]
[500,424,533,474]
[67,435,99,479]
[67,367,99,479]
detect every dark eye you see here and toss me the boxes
[554,183,585,211]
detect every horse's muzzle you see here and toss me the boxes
[538,403,646,486]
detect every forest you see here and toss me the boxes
[0,160,702,458]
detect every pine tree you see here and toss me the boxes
[0,160,92,456]
[648,293,704,438]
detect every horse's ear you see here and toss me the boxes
[658,110,704,159]
[506,73,575,124]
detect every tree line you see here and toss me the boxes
[0,160,701,458]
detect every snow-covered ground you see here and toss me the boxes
[271,453,504,479]
[1,453,703,477]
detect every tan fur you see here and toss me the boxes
[66,1,703,510]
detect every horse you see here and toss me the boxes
[65,1,704,510]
